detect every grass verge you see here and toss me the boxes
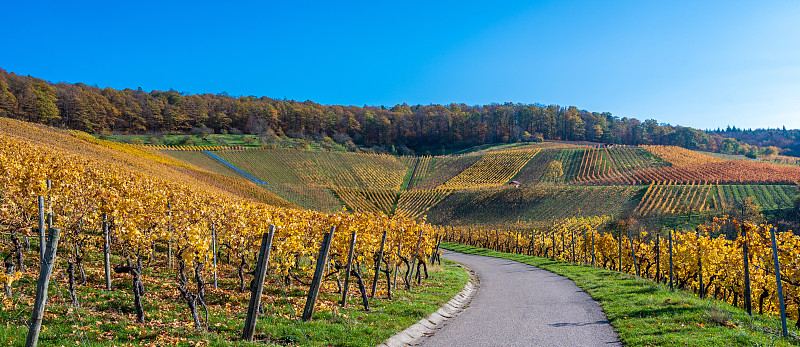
[443,242,799,346]
[0,257,468,346]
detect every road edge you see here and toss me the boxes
[377,262,479,347]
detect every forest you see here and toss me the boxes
[0,68,796,156]
[711,126,800,157]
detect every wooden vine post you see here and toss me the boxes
[627,228,639,277]
[742,224,752,315]
[655,233,660,283]
[25,227,61,347]
[341,230,358,307]
[103,214,111,291]
[167,202,172,269]
[393,239,402,288]
[410,229,423,283]
[540,232,545,257]
[570,229,576,263]
[37,196,45,263]
[668,229,674,291]
[697,228,704,298]
[370,230,387,298]
[432,234,442,264]
[46,180,52,229]
[769,227,788,338]
[242,225,275,341]
[302,226,336,321]
[617,229,622,272]
[591,228,595,266]
[212,222,218,290]
[528,232,535,256]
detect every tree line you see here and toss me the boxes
[0,68,789,155]
[711,127,800,157]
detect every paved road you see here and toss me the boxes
[422,250,621,347]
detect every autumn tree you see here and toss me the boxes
[0,75,17,117]
[0,67,789,154]
[544,161,564,180]
[730,196,764,224]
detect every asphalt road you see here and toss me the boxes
[422,250,621,347]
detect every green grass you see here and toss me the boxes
[443,242,799,346]
[103,134,263,147]
[704,152,757,162]
[161,150,252,179]
[98,133,352,151]
[446,142,534,155]
[0,254,468,346]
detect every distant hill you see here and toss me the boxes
[2,67,795,157]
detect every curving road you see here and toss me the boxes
[422,250,621,347]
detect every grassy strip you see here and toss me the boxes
[0,258,468,346]
[443,242,799,346]
[101,134,352,152]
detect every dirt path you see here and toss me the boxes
[421,250,621,346]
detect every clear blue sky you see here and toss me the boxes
[3,1,800,129]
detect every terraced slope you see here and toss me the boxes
[413,155,482,189]
[0,118,293,207]
[633,181,715,216]
[512,149,554,185]
[425,186,640,226]
[394,188,452,220]
[513,147,666,185]
[633,182,799,216]
[443,149,539,189]
[313,151,408,190]
[642,145,725,167]
[205,149,412,214]
[585,161,800,185]
[715,184,798,211]
[213,148,328,185]
[402,156,435,190]
[154,141,800,226]
[160,150,247,179]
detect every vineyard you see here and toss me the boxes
[150,141,800,230]
[409,155,481,190]
[425,186,639,226]
[0,118,457,345]
[634,181,716,216]
[510,146,667,185]
[442,149,538,189]
[3,115,800,344]
[642,145,726,167]
[762,155,800,166]
[394,189,452,220]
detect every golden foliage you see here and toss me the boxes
[450,216,800,323]
[642,145,724,167]
[443,149,539,189]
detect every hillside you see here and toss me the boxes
[3,117,800,345]
[154,141,800,233]
[0,116,454,345]
[0,117,295,208]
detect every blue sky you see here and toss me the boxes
[3,1,799,129]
